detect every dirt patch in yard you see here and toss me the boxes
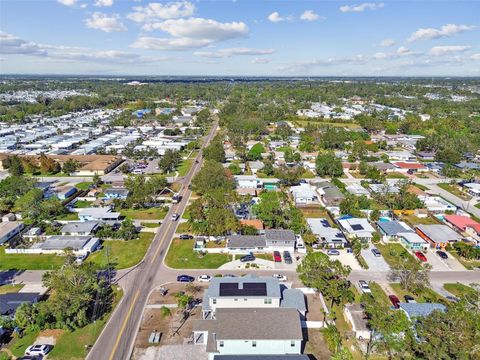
[306,293,327,321]
[303,328,332,360]
[35,329,64,345]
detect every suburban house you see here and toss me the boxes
[0,293,41,316]
[337,217,376,242]
[443,214,480,233]
[415,224,462,249]
[419,196,457,214]
[376,220,413,241]
[346,184,370,197]
[0,221,24,244]
[60,221,100,236]
[77,207,121,222]
[392,162,427,173]
[463,183,480,198]
[193,308,304,360]
[344,304,370,340]
[306,218,347,248]
[398,232,428,251]
[398,303,446,321]
[234,175,262,189]
[290,184,319,206]
[315,181,345,207]
[248,161,265,174]
[226,230,296,253]
[416,151,436,161]
[104,188,130,200]
[369,183,399,195]
[53,185,77,200]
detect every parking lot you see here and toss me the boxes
[361,245,390,271]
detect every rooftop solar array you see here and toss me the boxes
[219,282,267,297]
[351,224,364,231]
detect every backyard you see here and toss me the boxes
[165,239,232,269]
[88,232,154,269]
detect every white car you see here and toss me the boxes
[75,254,88,264]
[197,275,212,282]
[358,280,371,294]
[272,274,287,282]
[25,344,53,356]
[171,213,180,221]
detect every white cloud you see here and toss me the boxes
[267,12,284,23]
[57,0,77,6]
[408,24,476,42]
[0,31,169,65]
[85,12,127,32]
[134,17,248,50]
[252,58,271,64]
[379,38,395,47]
[194,47,275,58]
[397,46,414,55]
[127,1,195,22]
[340,2,384,13]
[94,0,114,7]
[300,10,320,21]
[430,45,472,56]
[472,54,480,61]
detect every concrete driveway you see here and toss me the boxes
[321,249,362,270]
[361,245,390,271]
[425,249,466,271]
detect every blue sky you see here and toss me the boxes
[1,0,479,75]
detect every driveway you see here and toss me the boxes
[361,245,390,271]
[320,249,362,270]
[425,249,466,271]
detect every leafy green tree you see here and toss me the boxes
[247,143,265,161]
[62,158,80,175]
[93,174,102,187]
[388,255,431,294]
[228,162,242,175]
[14,188,44,219]
[158,149,182,173]
[5,155,24,176]
[322,324,342,353]
[315,152,343,177]
[192,160,233,194]
[203,134,225,163]
[39,153,60,174]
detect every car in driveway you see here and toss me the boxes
[273,251,282,262]
[197,275,212,282]
[358,280,371,294]
[75,253,88,264]
[179,234,193,240]
[388,294,400,308]
[240,254,255,262]
[25,344,52,357]
[177,275,194,282]
[404,295,416,303]
[272,274,287,281]
[436,250,448,259]
[371,248,381,257]
[223,274,236,278]
[283,251,292,264]
[327,249,340,256]
[414,251,427,262]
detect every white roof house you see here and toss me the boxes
[290,184,319,205]
[337,217,376,241]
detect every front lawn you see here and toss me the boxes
[386,172,407,179]
[76,182,93,190]
[88,232,154,269]
[140,222,161,228]
[0,248,65,270]
[390,283,444,303]
[74,200,93,208]
[165,239,231,269]
[369,282,390,307]
[120,207,168,220]
[49,287,123,360]
[401,214,440,226]
[8,329,40,358]
[447,249,480,270]
[375,243,414,267]
[443,283,477,298]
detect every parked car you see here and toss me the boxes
[171,213,180,221]
[436,250,448,259]
[197,275,212,282]
[388,295,400,308]
[240,254,255,262]
[404,295,416,303]
[446,295,459,302]
[272,274,287,281]
[273,251,281,262]
[371,248,382,257]
[283,251,292,264]
[327,249,340,256]
[223,274,236,278]
[179,234,193,240]
[17,356,43,360]
[75,254,88,264]
[414,251,427,262]
[25,345,52,357]
[358,280,371,294]
[177,275,194,282]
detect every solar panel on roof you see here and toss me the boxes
[219,282,267,297]
[351,224,364,231]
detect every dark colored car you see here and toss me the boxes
[273,251,281,262]
[177,275,195,282]
[404,295,416,303]
[436,250,448,259]
[414,251,427,262]
[371,248,381,257]
[388,294,400,308]
[240,254,255,262]
[283,251,292,264]
[179,234,193,240]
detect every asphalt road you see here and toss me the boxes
[85,122,219,360]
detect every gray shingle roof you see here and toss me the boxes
[377,221,412,236]
[61,221,99,234]
[416,224,462,243]
[399,302,446,318]
[227,235,266,249]
[264,229,295,241]
[281,288,307,313]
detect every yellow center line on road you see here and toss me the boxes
[150,221,173,264]
[108,289,140,360]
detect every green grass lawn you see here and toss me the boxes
[76,182,93,190]
[56,212,80,221]
[401,214,440,226]
[0,284,23,294]
[476,203,480,209]
[74,200,93,208]
[165,239,231,269]
[446,249,480,270]
[8,329,40,358]
[443,283,477,298]
[369,282,391,307]
[390,283,444,303]
[48,287,123,360]
[375,243,414,267]
[177,159,194,177]
[0,248,65,270]
[88,233,154,269]
[386,172,407,179]
[140,222,160,228]
[120,207,167,220]
[413,183,429,191]
[437,183,472,201]
[294,119,362,130]
[176,222,191,233]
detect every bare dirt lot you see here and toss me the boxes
[147,283,208,305]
